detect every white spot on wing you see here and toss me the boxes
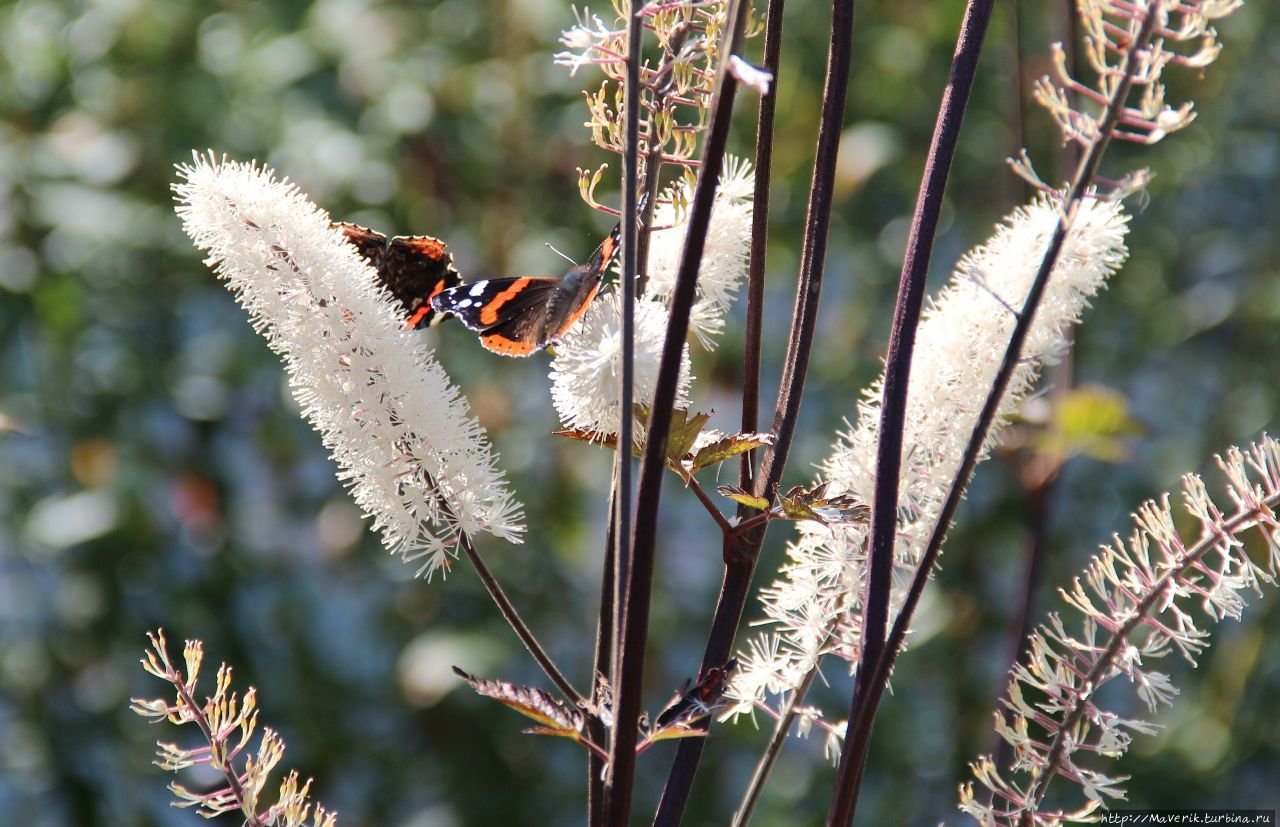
[469,281,488,297]
[456,299,472,309]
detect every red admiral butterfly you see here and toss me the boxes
[428,221,622,357]
[334,223,463,329]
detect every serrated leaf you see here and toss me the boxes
[453,667,584,738]
[666,409,712,462]
[778,495,820,522]
[690,432,773,472]
[772,483,870,527]
[809,495,871,526]
[644,724,712,744]
[716,485,769,511]
[553,429,645,458]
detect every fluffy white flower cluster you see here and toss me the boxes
[726,195,1131,717]
[549,160,755,436]
[645,157,756,347]
[550,292,692,437]
[553,5,621,76]
[174,152,524,578]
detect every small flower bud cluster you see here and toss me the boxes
[1017,0,1241,194]
[557,1,762,207]
[131,630,338,827]
[961,437,1280,825]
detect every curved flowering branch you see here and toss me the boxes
[1015,0,1241,194]
[961,437,1280,826]
[130,630,337,827]
[560,1,762,174]
[174,153,523,578]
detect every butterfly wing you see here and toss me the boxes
[334,222,388,268]
[333,223,462,329]
[540,220,622,345]
[384,235,463,328]
[432,277,561,357]
[586,218,623,276]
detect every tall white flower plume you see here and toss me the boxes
[645,157,755,348]
[727,195,1130,717]
[547,160,751,436]
[174,152,524,578]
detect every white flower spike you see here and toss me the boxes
[174,152,524,578]
[550,291,693,437]
[730,195,1130,716]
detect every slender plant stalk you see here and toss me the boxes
[687,474,736,534]
[611,0,644,686]
[731,621,837,827]
[425,483,583,705]
[824,3,996,822]
[653,0,856,821]
[589,490,619,827]
[603,3,750,823]
[635,39,677,293]
[457,533,584,705]
[740,0,787,488]
[600,2,644,820]
[836,6,1162,821]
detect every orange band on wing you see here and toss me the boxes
[481,333,537,357]
[551,282,601,340]
[593,232,619,269]
[479,277,533,326]
[403,304,431,329]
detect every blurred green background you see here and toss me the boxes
[1,0,1277,824]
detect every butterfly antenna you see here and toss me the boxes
[545,242,579,267]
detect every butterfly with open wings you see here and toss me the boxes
[337,218,622,357]
[429,222,621,357]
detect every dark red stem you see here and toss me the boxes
[827,1,995,823]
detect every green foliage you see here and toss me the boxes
[1,0,1278,824]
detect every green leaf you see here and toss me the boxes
[777,491,820,522]
[1035,384,1143,464]
[716,485,769,511]
[665,408,712,462]
[690,432,773,472]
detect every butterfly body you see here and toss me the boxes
[333,223,462,329]
[431,222,621,357]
